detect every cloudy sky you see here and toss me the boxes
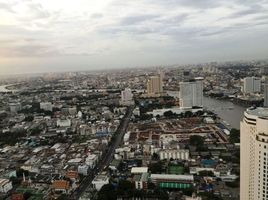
[0,0,268,74]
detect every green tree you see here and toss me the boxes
[163,110,174,118]
[189,135,204,147]
[149,161,164,173]
[117,180,134,196]
[198,170,214,177]
[229,129,240,143]
[184,111,193,118]
[97,184,116,200]
[24,115,34,122]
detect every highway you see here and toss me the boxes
[70,106,134,199]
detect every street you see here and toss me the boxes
[70,105,134,199]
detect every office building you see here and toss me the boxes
[147,74,163,96]
[179,81,203,108]
[243,77,261,94]
[240,107,268,200]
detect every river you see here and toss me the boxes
[203,96,245,129]
[167,91,246,129]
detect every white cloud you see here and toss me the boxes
[0,0,268,74]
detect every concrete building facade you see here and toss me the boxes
[147,75,163,96]
[240,107,268,200]
[179,81,203,108]
[243,77,261,94]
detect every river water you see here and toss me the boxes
[203,96,245,129]
[167,91,246,129]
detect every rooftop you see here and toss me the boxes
[246,107,268,118]
[92,174,109,182]
[150,174,194,181]
[131,167,148,174]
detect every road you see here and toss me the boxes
[70,106,134,199]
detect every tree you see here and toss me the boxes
[149,161,164,173]
[24,192,32,200]
[117,180,134,196]
[24,116,34,122]
[189,135,204,147]
[16,168,29,177]
[184,111,193,118]
[229,129,240,143]
[152,153,159,161]
[98,184,116,200]
[198,170,214,177]
[163,110,174,118]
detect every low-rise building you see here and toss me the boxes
[0,178,12,193]
[52,180,70,194]
[159,149,189,160]
[150,174,194,189]
[92,174,109,191]
[133,173,149,190]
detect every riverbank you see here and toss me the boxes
[167,91,245,129]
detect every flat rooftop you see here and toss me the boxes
[92,174,109,182]
[246,107,268,118]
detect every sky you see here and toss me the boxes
[0,0,268,74]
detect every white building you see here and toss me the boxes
[0,179,12,193]
[85,154,98,168]
[68,107,77,115]
[240,107,268,200]
[40,102,53,111]
[243,77,261,94]
[147,74,163,96]
[179,81,203,108]
[121,88,134,106]
[131,167,148,174]
[9,102,21,113]
[185,196,202,200]
[133,107,140,116]
[78,165,89,176]
[159,149,189,160]
[92,174,109,191]
[57,119,71,127]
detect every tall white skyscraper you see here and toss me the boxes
[240,107,268,200]
[179,81,203,108]
[147,74,163,96]
[243,77,261,94]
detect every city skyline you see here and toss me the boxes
[1,0,268,74]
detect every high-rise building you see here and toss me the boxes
[240,107,268,200]
[120,88,134,105]
[260,66,268,75]
[121,88,133,102]
[243,77,261,94]
[147,75,163,96]
[179,81,203,108]
[264,84,268,107]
